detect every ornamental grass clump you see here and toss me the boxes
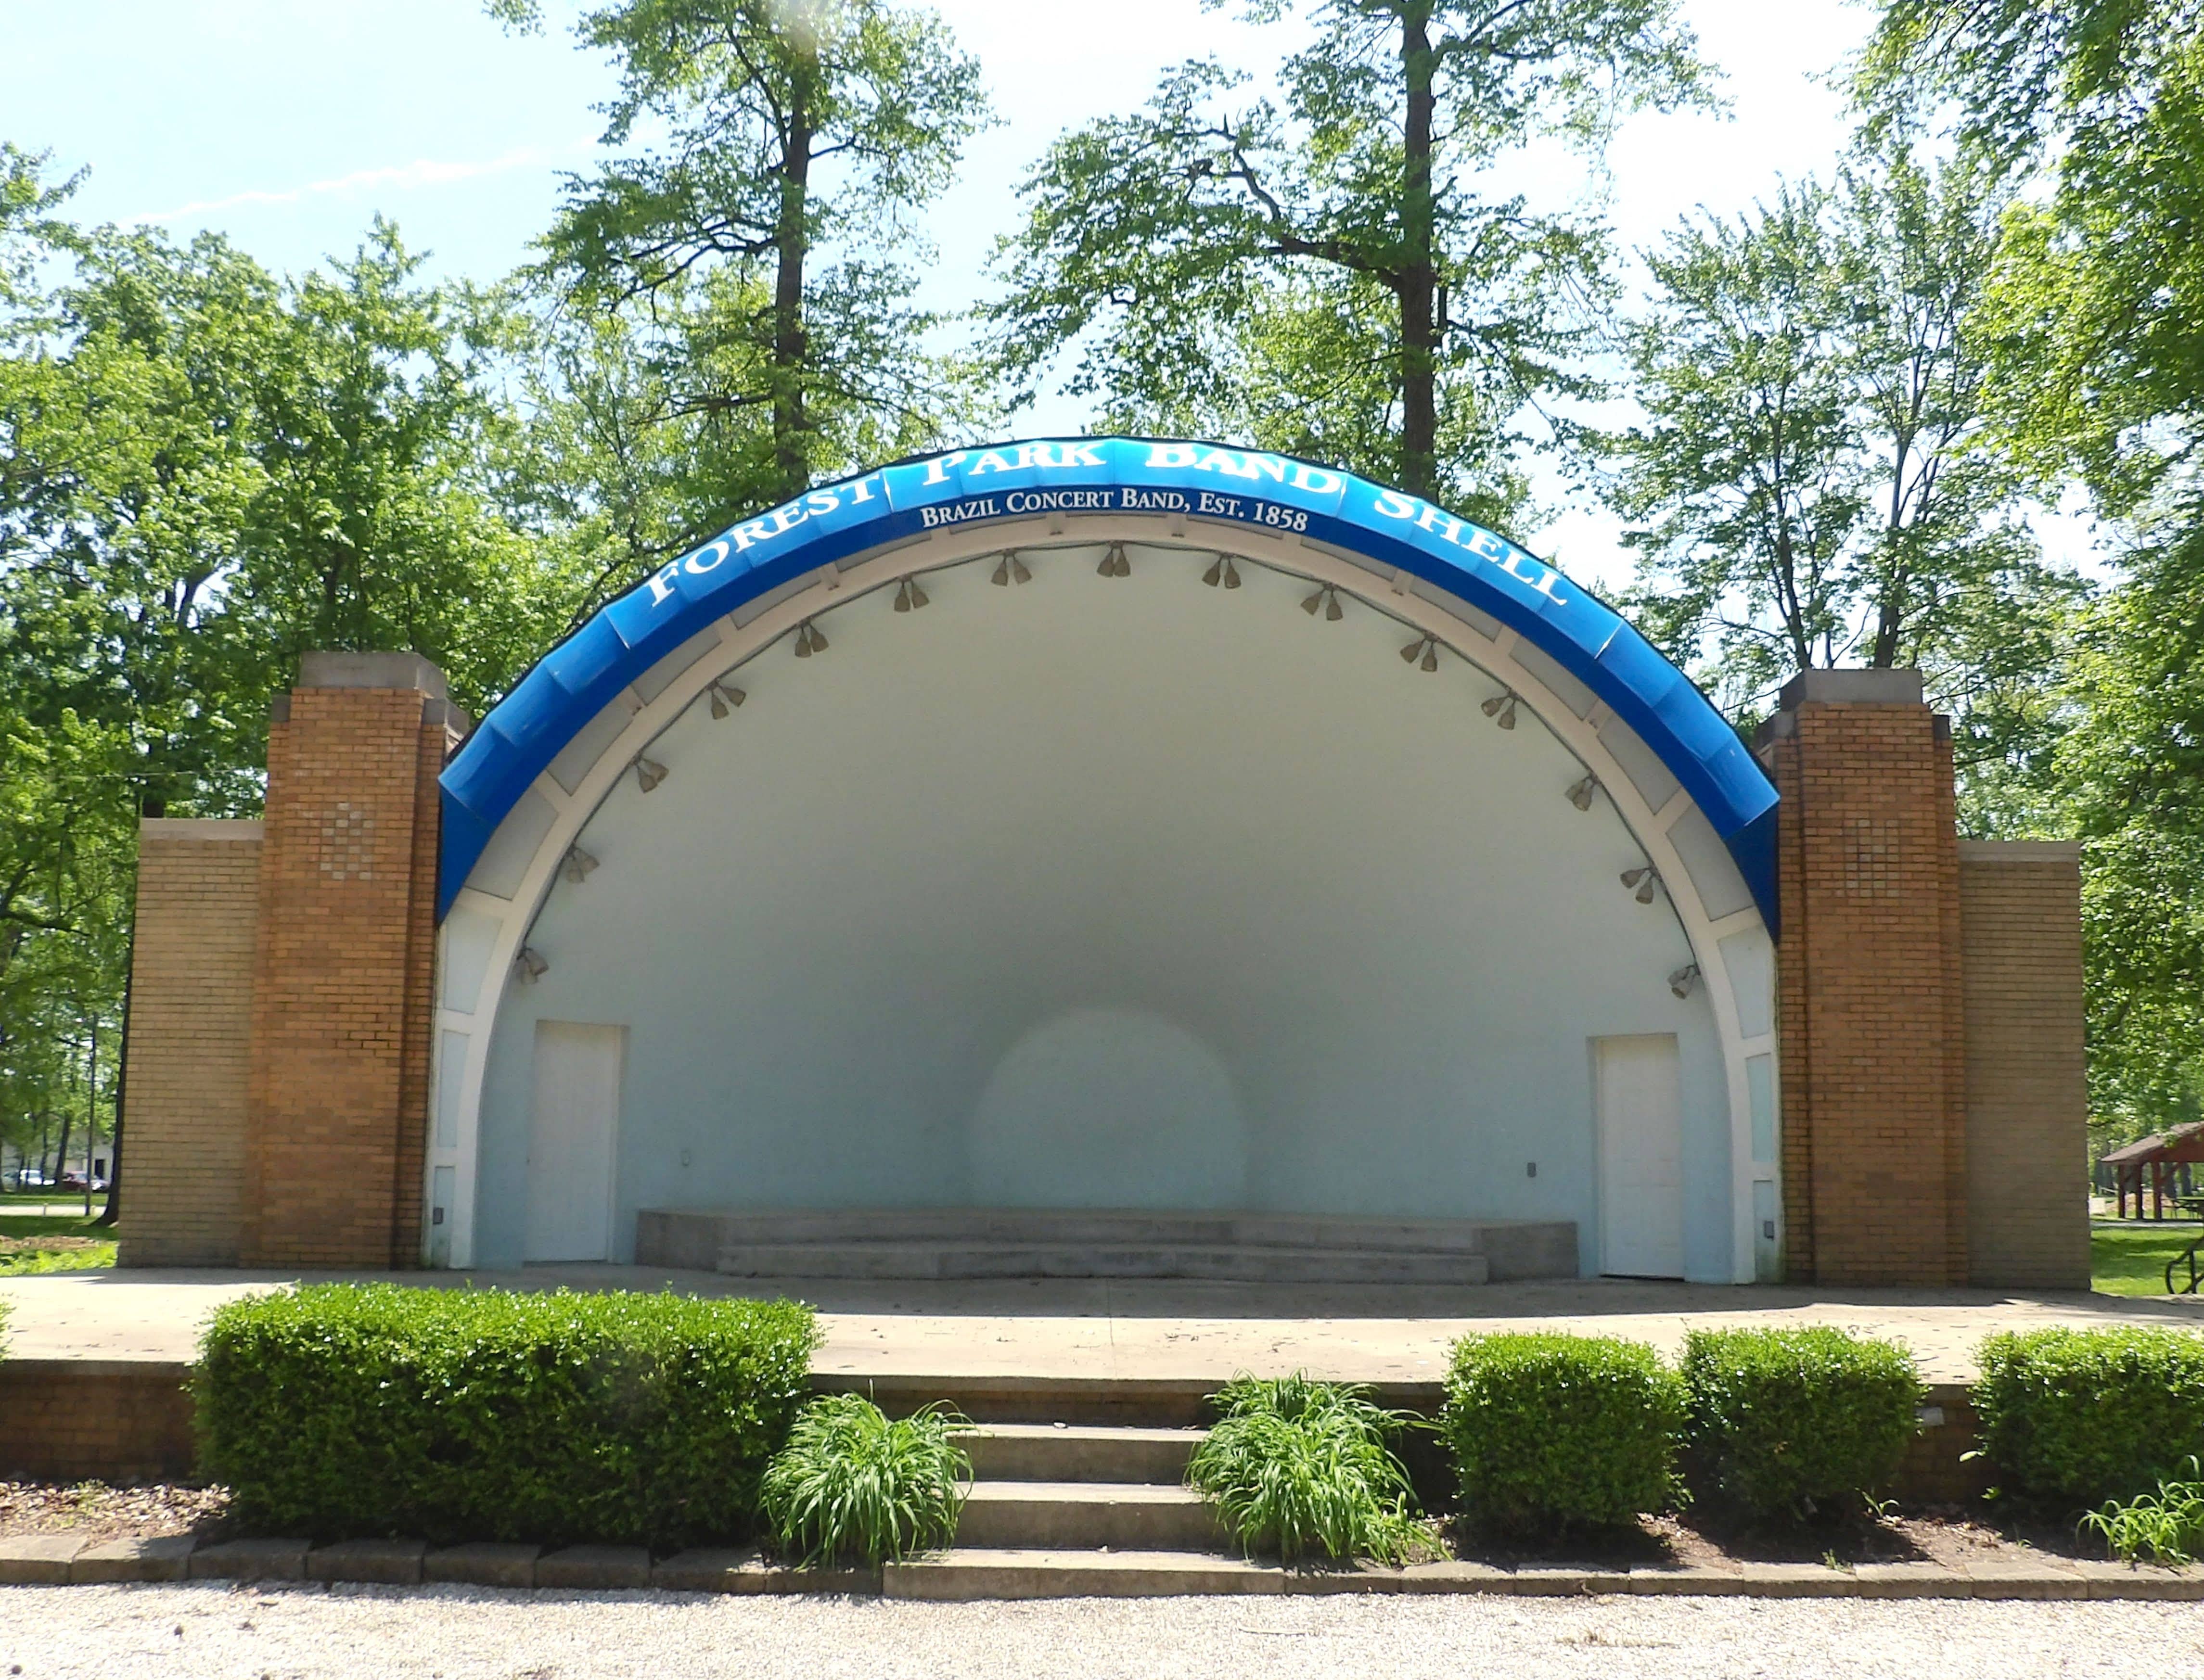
[1185,1374,1432,1565]
[1443,1332,1686,1532]
[1681,1327,1922,1520]
[760,1394,970,1566]
[2081,1457,2204,1564]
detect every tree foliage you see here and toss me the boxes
[1600,144,2084,794]
[496,0,995,514]
[0,154,597,1178]
[1861,1,2204,1139]
[990,0,1712,517]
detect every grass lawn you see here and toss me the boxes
[2092,1222,2204,1296]
[0,1208,115,1273]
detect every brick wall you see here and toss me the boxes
[239,654,459,1269]
[1959,842,2091,1289]
[115,821,262,1267]
[0,1361,196,1482]
[1763,672,1969,1286]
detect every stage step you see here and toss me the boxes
[963,1423,1203,1484]
[637,1207,1576,1283]
[717,1241,1490,1285]
[956,1481,1227,1550]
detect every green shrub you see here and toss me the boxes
[1442,1333,1685,1530]
[2080,1456,2204,1564]
[1187,1374,1431,1565]
[195,1284,819,1546]
[1974,1328,2204,1508]
[760,1394,969,1566]
[1681,1328,1922,1519]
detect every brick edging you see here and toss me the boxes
[3,1534,2198,1600]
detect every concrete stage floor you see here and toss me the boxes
[4,1267,2200,1383]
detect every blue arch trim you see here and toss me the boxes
[439,438,1779,926]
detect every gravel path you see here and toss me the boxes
[2,1584,2199,1679]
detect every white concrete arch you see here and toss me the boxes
[428,513,1778,1278]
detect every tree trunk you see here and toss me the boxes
[98,926,133,1226]
[772,80,816,503]
[51,1103,71,1198]
[1397,4,1441,501]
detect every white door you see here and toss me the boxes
[525,1021,624,1262]
[1595,1034,1685,1278]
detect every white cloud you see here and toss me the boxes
[132,147,564,225]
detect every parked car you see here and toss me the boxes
[12,1169,51,1189]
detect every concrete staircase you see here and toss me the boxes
[830,1371,1450,1597]
[898,1418,1280,1597]
[636,1207,1577,1284]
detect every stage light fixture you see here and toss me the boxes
[1481,691,1519,729]
[562,845,598,885]
[1302,584,1344,620]
[1201,555,1244,589]
[635,756,669,793]
[908,576,930,608]
[1668,963,1703,999]
[794,621,828,657]
[894,578,913,612]
[1097,542,1130,578]
[1402,633,1439,671]
[706,680,745,719]
[515,946,549,983]
[1619,865,1660,904]
[1567,774,1598,810]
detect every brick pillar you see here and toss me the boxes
[239,653,466,1268]
[1760,670,1968,1286]
[115,820,263,1266]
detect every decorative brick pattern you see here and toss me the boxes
[115,821,262,1267]
[238,677,452,1269]
[1959,843,2091,1288]
[1764,695,1969,1285]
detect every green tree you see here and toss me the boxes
[990,0,1711,516]
[1600,145,2083,789]
[493,0,994,514]
[1860,2,2204,1141]
[0,155,595,1198]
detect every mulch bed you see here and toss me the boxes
[0,1481,2118,1572]
[0,1235,105,1253]
[0,1481,229,1545]
[1460,1503,2113,1573]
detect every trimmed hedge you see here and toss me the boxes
[1974,1327,2204,1508]
[1442,1332,1685,1529]
[1682,1327,1922,1518]
[196,1284,819,1546]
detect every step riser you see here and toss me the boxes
[696,1211,1511,1251]
[716,1245,1490,1285]
[815,1373,1448,1431]
[965,1436,1196,1484]
[885,1558,1279,1599]
[640,1208,1578,1281]
[956,1500,1226,1552]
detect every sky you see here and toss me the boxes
[10,0,2085,590]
